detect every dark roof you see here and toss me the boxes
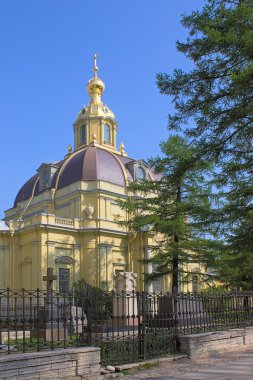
[57,146,126,189]
[14,146,158,207]
[14,174,39,206]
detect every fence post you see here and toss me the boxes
[86,284,92,346]
[173,288,180,351]
[137,291,143,360]
[6,288,10,354]
[36,288,40,351]
[142,291,146,360]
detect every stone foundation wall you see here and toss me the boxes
[244,326,253,345]
[0,347,100,380]
[179,328,249,357]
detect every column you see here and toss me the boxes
[144,246,153,293]
[98,243,113,289]
[73,244,81,283]
[98,244,106,289]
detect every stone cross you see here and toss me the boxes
[43,267,57,292]
[37,267,65,339]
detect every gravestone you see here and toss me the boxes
[32,267,68,340]
[64,305,87,334]
[156,293,209,328]
[112,272,138,326]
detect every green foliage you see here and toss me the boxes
[72,279,112,317]
[215,211,253,290]
[72,278,107,293]
[118,135,218,290]
[156,0,253,289]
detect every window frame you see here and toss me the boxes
[80,124,87,145]
[104,123,111,143]
[59,267,70,293]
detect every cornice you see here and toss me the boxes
[113,262,127,267]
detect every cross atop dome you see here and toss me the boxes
[93,53,98,78]
[87,53,105,103]
[72,55,127,155]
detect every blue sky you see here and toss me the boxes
[0,0,205,218]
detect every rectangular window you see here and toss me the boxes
[59,268,70,292]
[152,264,163,293]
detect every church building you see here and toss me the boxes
[0,57,164,292]
[0,57,203,293]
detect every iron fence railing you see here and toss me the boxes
[0,288,253,365]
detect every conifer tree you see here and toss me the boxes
[118,136,217,291]
[215,211,253,290]
[156,0,253,288]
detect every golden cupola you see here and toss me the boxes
[87,53,105,103]
[73,54,119,153]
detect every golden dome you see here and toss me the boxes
[87,53,105,101]
[87,77,105,97]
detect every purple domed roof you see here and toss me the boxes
[57,146,126,189]
[14,146,135,206]
[14,145,158,207]
[14,174,39,206]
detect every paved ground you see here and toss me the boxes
[101,347,253,380]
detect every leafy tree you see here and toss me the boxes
[118,135,218,291]
[156,0,253,288]
[72,279,112,317]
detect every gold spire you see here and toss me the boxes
[93,53,98,78]
[73,55,118,152]
[87,53,105,102]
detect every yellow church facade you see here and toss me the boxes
[0,58,203,293]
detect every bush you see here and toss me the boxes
[72,279,112,320]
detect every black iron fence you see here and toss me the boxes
[0,288,253,365]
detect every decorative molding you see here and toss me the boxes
[55,256,75,265]
[46,241,77,248]
[21,209,44,219]
[55,187,128,202]
[46,240,56,247]
[40,224,79,233]
[113,262,127,267]
[80,228,128,236]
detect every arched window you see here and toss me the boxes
[135,166,145,180]
[104,124,110,143]
[80,125,86,144]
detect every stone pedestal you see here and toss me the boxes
[32,267,69,340]
[154,295,209,328]
[113,272,138,326]
[64,306,87,334]
[32,305,68,341]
